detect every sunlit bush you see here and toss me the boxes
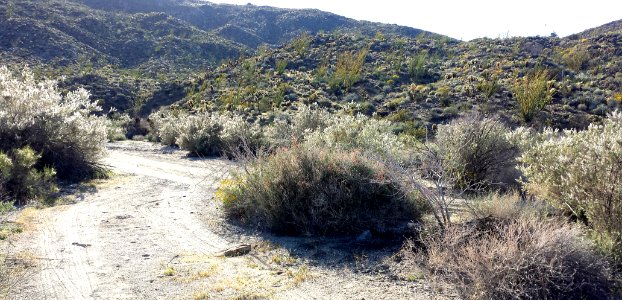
[433,115,519,190]
[150,110,263,156]
[520,111,622,262]
[0,66,107,180]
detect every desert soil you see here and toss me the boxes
[5,141,447,300]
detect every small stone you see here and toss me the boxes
[223,244,251,257]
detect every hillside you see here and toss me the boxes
[0,0,438,113]
[0,0,620,130]
[173,22,622,131]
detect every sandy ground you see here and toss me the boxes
[5,141,448,300]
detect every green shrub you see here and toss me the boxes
[425,215,614,300]
[330,48,368,91]
[275,59,288,75]
[512,69,554,122]
[477,77,501,99]
[0,66,107,180]
[560,46,591,72]
[520,112,622,263]
[408,52,432,83]
[290,33,312,57]
[0,147,57,205]
[218,145,422,236]
[433,115,519,190]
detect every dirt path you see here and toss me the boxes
[7,141,442,300]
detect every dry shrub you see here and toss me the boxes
[425,215,614,300]
[433,114,519,190]
[218,144,423,236]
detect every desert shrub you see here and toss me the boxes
[150,110,263,156]
[561,46,591,72]
[0,147,57,205]
[264,105,332,147]
[433,115,519,190]
[329,48,368,91]
[106,113,131,141]
[0,66,107,180]
[476,77,501,99]
[470,192,552,221]
[275,59,288,75]
[520,112,622,263]
[290,32,312,57]
[425,216,613,299]
[408,52,432,83]
[304,114,412,162]
[218,145,422,236]
[512,69,554,122]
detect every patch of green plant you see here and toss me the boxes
[512,69,554,122]
[330,47,369,91]
[275,59,288,75]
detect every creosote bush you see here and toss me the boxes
[425,215,614,300]
[218,145,423,236]
[0,66,107,181]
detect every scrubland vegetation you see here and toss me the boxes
[145,99,622,298]
[1,4,621,296]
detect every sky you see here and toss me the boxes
[212,0,622,41]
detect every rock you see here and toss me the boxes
[223,244,252,257]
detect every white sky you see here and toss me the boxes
[212,0,622,41]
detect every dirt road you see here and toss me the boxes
[7,141,440,300]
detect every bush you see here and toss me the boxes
[0,147,57,205]
[218,145,422,236]
[433,115,519,190]
[561,46,591,72]
[512,69,554,122]
[150,110,263,157]
[520,112,622,263]
[329,48,368,91]
[425,216,614,299]
[304,113,412,162]
[265,105,332,148]
[0,66,107,180]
